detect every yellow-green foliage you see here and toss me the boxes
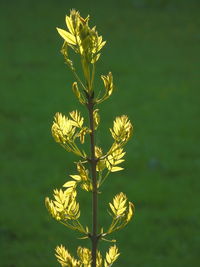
[45,9,134,267]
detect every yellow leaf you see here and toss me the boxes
[97,41,106,52]
[117,207,127,216]
[93,109,100,130]
[64,187,74,194]
[114,159,125,165]
[56,27,76,45]
[72,82,85,104]
[91,53,101,63]
[63,181,76,188]
[127,202,135,222]
[111,115,133,144]
[65,15,74,34]
[69,110,84,128]
[106,253,111,264]
[70,175,81,181]
[105,245,120,267]
[109,203,116,215]
[110,166,124,172]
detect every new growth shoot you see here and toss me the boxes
[45,9,135,267]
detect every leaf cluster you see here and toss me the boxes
[55,244,119,267]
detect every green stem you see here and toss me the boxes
[60,221,78,232]
[91,63,95,90]
[71,68,86,91]
[76,220,87,234]
[107,218,119,234]
[99,170,111,187]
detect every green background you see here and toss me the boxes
[1,0,200,266]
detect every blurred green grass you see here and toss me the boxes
[1,0,200,266]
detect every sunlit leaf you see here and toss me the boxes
[56,27,76,45]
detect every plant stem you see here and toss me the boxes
[87,93,98,267]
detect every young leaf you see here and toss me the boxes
[56,27,76,45]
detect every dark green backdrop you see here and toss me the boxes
[1,0,200,266]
